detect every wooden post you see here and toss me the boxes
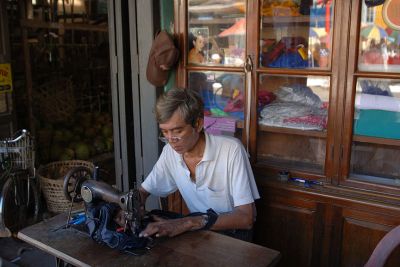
[20,0,35,135]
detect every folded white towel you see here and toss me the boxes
[355,94,400,112]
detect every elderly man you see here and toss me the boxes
[139,88,259,241]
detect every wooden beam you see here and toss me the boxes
[20,19,108,32]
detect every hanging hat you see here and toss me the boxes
[364,0,385,7]
[146,30,179,87]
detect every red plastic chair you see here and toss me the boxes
[365,225,400,267]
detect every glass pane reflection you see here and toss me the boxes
[353,78,400,140]
[188,0,246,67]
[350,78,400,186]
[188,71,245,138]
[255,74,330,174]
[258,74,330,131]
[260,0,334,69]
[358,1,400,72]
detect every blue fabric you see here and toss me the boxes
[86,202,148,250]
[268,52,309,68]
[201,89,244,120]
[309,5,333,28]
[360,80,391,96]
[354,109,400,139]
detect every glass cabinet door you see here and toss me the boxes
[256,0,334,177]
[350,78,400,187]
[358,2,400,72]
[347,1,400,188]
[257,74,330,174]
[188,0,246,67]
[260,0,334,69]
[187,0,247,139]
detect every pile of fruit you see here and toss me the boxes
[36,112,113,163]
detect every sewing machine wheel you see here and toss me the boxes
[63,166,93,202]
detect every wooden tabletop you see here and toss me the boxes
[18,213,280,267]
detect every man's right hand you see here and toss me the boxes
[139,215,205,238]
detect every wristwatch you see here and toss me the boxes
[201,214,209,228]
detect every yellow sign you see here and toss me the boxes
[0,63,13,93]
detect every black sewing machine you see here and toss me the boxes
[63,166,143,234]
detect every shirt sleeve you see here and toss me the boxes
[141,145,178,197]
[229,142,260,207]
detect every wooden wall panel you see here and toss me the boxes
[255,193,322,267]
[340,211,400,267]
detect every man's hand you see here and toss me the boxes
[139,215,204,238]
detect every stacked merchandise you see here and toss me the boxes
[259,84,328,131]
[354,80,400,139]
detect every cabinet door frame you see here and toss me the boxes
[174,0,250,145]
[175,0,391,188]
[339,0,400,196]
[248,0,344,182]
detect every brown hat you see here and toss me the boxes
[146,30,179,87]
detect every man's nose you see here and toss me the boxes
[164,132,173,140]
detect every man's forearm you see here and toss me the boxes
[138,186,150,207]
[209,203,254,231]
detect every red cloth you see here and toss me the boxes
[388,56,400,65]
[325,2,330,34]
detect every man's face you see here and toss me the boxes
[159,110,203,154]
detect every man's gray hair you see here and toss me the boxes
[155,88,204,126]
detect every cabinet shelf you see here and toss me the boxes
[189,18,238,25]
[257,156,324,175]
[353,135,400,147]
[259,125,327,138]
[262,15,326,25]
[20,19,108,32]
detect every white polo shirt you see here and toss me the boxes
[141,133,260,214]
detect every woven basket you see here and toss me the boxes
[38,160,94,213]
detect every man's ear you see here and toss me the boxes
[196,118,204,132]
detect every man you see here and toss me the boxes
[139,88,259,241]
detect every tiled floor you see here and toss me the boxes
[0,236,54,267]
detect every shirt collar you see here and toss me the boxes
[202,132,214,162]
[173,132,214,163]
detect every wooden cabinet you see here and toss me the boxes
[255,184,324,267]
[256,180,400,267]
[174,0,400,265]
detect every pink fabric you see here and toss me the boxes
[283,114,327,129]
[224,93,244,112]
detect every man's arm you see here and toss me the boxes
[139,186,150,207]
[209,202,254,230]
[139,202,254,238]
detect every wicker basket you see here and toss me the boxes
[38,160,94,213]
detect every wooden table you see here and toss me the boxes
[18,213,280,267]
